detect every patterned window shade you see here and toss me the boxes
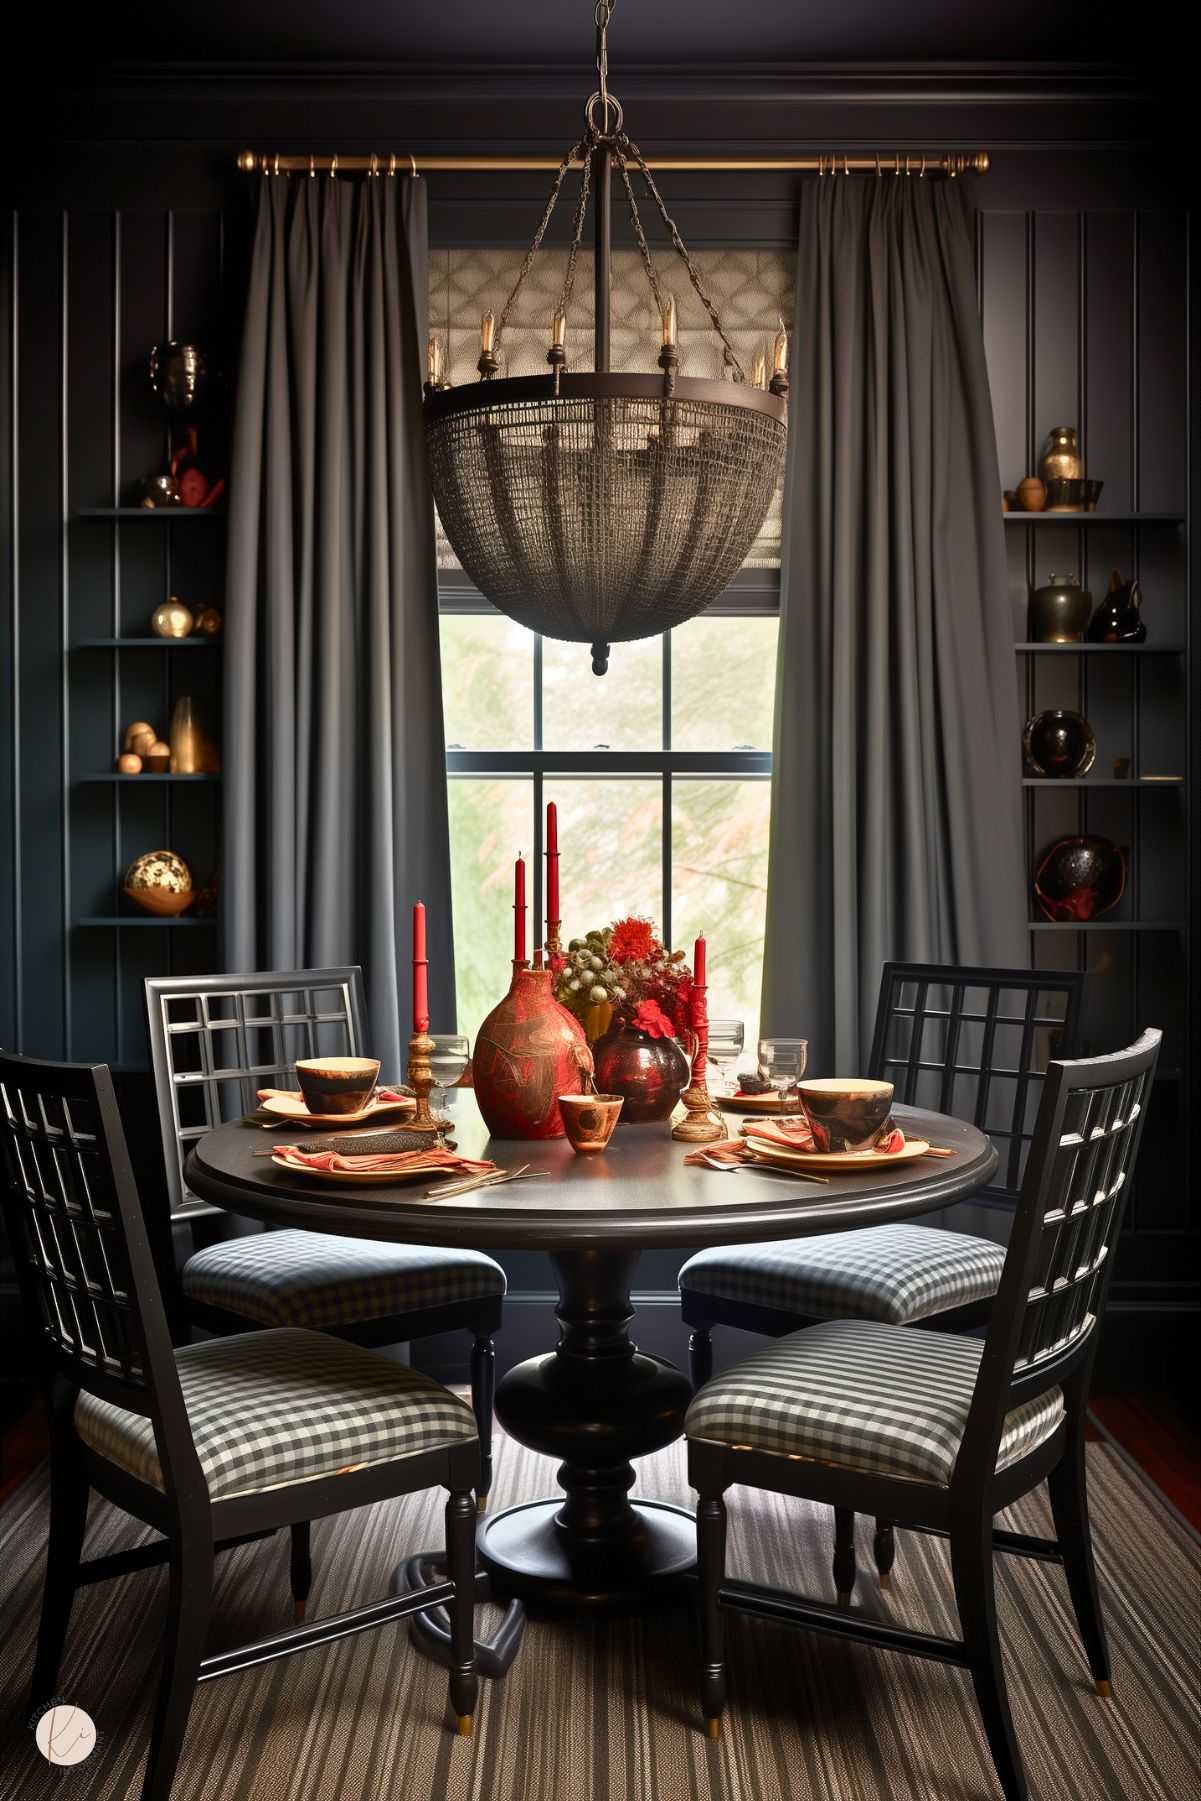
[429,249,796,572]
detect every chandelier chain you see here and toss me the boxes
[613,146,666,319]
[558,129,599,326]
[495,134,590,352]
[618,132,747,380]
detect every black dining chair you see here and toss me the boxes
[0,1051,480,1801]
[145,968,505,1512]
[679,961,1085,1594]
[686,1028,1160,1801]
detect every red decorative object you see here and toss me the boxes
[593,1019,693,1125]
[514,854,527,963]
[546,801,560,926]
[412,901,429,1033]
[671,974,725,1143]
[608,916,657,965]
[1033,836,1128,923]
[169,427,226,509]
[632,998,676,1039]
[693,932,707,989]
[473,964,593,1139]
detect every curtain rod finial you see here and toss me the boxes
[237,151,258,174]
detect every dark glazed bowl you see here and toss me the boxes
[1022,710,1097,779]
[796,1078,895,1153]
[1044,477,1104,513]
[294,1056,381,1115]
[1033,836,1127,923]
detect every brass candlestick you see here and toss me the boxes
[405,1029,442,1133]
[672,983,726,1143]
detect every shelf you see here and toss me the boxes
[1015,642,1184,654]
[72,637,220,649]
[77,773,221,784]
[76,916,217,928]
[75,507,225,520]
[1004,513,1184,526]
[1023,778,1183,788]
[1028,921,1184,933]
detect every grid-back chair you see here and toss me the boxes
[144,968,505,1505]
[687,1030,1160,1801]
[0,1051,479,1801]
[680,961,1085,1593]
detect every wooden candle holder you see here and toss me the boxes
[405,1028,442,1133]
[672,983,726,1144]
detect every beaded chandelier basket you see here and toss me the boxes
[423,2,788,674]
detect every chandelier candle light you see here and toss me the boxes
[422,0,788,675]
[672,932,726,1144]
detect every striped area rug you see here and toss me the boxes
[0,1437,1195,1801]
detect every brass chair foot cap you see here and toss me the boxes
[1095,1680,1113,1698]
[293,1602,306,1624]
[476,1495,488,1514]
[704,1719,721,1740]
[878,1574,892,1592]
[837,1591,852,1608]
[456,1716,474,1737]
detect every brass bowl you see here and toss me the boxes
[1044,478,1104,513]
[123,884,195,917]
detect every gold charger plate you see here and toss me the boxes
[259,1094,415,1128]
[269,1155,457,1187]
[743,1135,931,1173]
[716,1094,793,1114]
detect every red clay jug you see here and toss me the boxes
[473,964,593,1139]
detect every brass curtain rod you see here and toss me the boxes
[237,149,989,177]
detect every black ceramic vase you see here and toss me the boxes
[1033,836,1127,923]
[592,1023,691,1124]
[1022,710,1097,778]
[1087,569,1146,643]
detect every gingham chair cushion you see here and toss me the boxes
[679,1224,1005,1326]
[183,1230,505,1329]
[75,1328,477,1501]
[685,1318,1063,1486]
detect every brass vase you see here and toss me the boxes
[1039,426,1083,483]
[169,696,220,773]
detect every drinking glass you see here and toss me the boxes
[428,1034,470,1111]
[707,1020,745,1095]
[756,1036,809,1112]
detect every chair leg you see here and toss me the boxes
[445,1490,479,1735]
[30,1441,90,1711]
[873,1518,896,1590]
[697,1494,727,1738]
[289,1521,312,1624]
[469,1334,496,1509]
[833,1507,856,1606]
[1047,1419,1111,1693]
[141,1531,213,1801]
[689,1327,714,1391]
[950,1514,1027,1801]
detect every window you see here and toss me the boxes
[441,584,779,1048]
[433,246,792,1049]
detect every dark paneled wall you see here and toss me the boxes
[2,69,1196,1397]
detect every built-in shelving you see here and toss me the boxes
[1022,778,1183,789]
[1027,921,1184,933]
[77,773,221,784]
[73,636,220,650]
[76,916,217,928]
[1014,642,1184,654]
[76,507,225,520]
[1004,513,1184,526]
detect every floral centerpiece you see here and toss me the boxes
[554,917,696,1125]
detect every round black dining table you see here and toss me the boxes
[186,1096,996,1615]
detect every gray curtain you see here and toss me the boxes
[762,176,1028,1071]
[224,174,453,1073]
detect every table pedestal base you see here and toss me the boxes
[478,1496,696,1610]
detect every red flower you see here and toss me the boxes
[608,916,659,965]
[632,998,676,1040]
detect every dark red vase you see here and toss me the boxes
[592,1023,692,1124]
[1033,836,1128,923]
[473,965,592,1139]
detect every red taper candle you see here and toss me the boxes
[514,853,527,962]
[412,901,429,1032]
[546,800,560,927]
[694,932,707,988]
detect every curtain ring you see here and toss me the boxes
[309,153,315,178]
[842,153,849,176]
[389,152,396,177]
[894,151,900,176]
[410,153,418,178]
[330,153,338,179]
[272,151,280,177]
[875,151,881,177]
[905,153,910,176]
[920,152,926,178]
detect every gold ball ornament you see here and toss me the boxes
[123,850,194,917]
[151,596,194,638]
[116,752,143,774]
[124,720,156,753]
[193,606,222,637]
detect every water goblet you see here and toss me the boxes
[428,1034,470,1113]
[757,1036,809,1113]
[707,1020,745,1096]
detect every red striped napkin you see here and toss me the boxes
[273,1146,495,1177]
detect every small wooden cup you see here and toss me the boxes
[559,1093,624,1154]
[294,1056,381,1115]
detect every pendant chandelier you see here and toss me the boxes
[423,0,789,674]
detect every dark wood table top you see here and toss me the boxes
[185,1096,998,1253]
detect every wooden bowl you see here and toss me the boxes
[294,1056,381,1115]
[796,1078,895,1154]
[1015,477,1047,513]
[558,1092,624,1154]
[123,884,195,917]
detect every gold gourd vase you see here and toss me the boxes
[169,696,220,774]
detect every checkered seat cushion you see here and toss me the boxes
[183,1230,505,1330]
[685,1318,1064,1486]
[75,1328,477,1501]
[679,1224,1004,1326]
